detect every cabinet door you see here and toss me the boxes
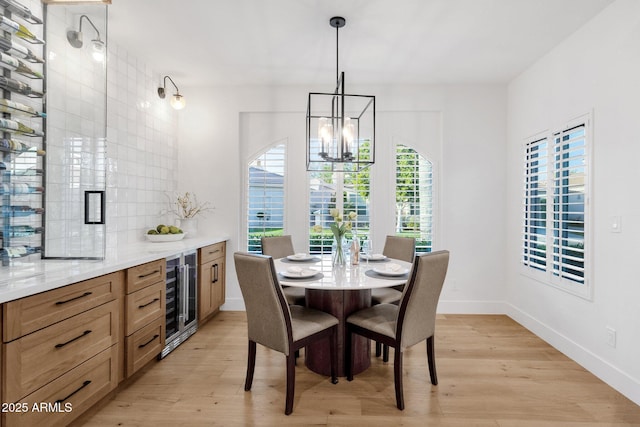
[198,260,214,321]
[198,256,225,322]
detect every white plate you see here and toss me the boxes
[361,253,387,261]
[373,267,409,277]
[280,268,318,279]
[146,232,187,242]
[286,254,314,261]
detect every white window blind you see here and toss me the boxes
[247,144,285,253]
[523,136,548,272]
[522,116,590,297]
[395,145,433,253]
[552,125,586,284]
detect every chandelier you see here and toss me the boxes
[306,16,375,172]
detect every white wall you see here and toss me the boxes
[506,0,640,405]
[178,84,507,315]
[105,41,180,248]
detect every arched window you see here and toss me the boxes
[246,144,285,253]
[395,144,433,253]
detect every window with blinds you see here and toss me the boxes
[309,166,371,254]
[522,116,590,297]
[523,136,548,272]
[247,144,286,253]
[552,125,586,284]
[395,145,433,253]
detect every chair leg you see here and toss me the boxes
[245,340,256,391]
[426,335,438,385]
[285,353,296,415]
[375,341,382,357]
[329,327,338,384]
[393,347,404,410]
[383,344,390,362]
[345,327,354,381]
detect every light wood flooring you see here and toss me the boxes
[76,312,640,426]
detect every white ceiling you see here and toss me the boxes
[107,0,614,88]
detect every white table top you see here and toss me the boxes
[274,255,412,290]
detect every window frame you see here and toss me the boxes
[521,113,592,300]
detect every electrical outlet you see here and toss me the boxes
[611,216,622,233]
[606,327,616,347]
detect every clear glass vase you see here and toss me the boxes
[332,235,349,266]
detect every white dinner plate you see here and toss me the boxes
[361,253,387,261]
[286,254,314,261]
[373,266,409,277]
[280,268,319,279]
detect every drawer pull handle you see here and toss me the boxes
[208,249,220,255]
[139,298,160,309]
[55,330,92,348]
[56,380,91,404]
[139,334,160,349]
[55,291,92,305]
[138,269,160,279]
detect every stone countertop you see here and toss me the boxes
[0,234,229,304]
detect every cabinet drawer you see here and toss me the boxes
[3,271,123,343]
[199,242,225,264]
[126,259,165,294]
[3,345,118,427]
[125,281,165,336]
[126,317,165,377]
[3,300,119,403]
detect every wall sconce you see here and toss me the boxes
[67,14,105,62]
[157,75,186,110]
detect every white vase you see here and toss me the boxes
[179,218,198,237]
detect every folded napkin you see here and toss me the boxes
[287,266,303,274]
[386,263,402,272]
[370,253,385,260]
[293,253,308,258]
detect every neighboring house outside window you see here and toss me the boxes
[247,144,285,253]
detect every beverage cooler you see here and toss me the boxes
[161,250,198,358]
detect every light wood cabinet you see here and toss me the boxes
[124,259,165,377]
[1,271,123,427]
[198,242,226,323]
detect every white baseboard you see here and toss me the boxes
[437,299,508,314]
[505,303,640,407]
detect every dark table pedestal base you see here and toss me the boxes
[305,288,371,377]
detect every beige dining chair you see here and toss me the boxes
[261,235,306,306]
[372,235,416,360]
[346,250,449,410]
[234,252,339,415]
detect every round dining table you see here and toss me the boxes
[274,254,412,377]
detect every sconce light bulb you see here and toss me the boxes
[170,94,185,110]
[91,39,105,62]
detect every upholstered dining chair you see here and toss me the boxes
[261,235,306,306]
[371,235,416,360]
[346,250,449,410]
[234,252,339,415]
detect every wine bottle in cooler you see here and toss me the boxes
[0,245,42,258]
[0,98,45,117]
[0,138,45,155]
[0,225,43,238]
[0,36,44,63]
[0,52,42,78]
[0,16,44,44]
[0,118,44,136]
[2,205,44,217]
[1,182,44,194]
[0,0,43,25]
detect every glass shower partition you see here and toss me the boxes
[43,3,107,259]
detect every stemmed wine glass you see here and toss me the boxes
[362,238,372,265]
